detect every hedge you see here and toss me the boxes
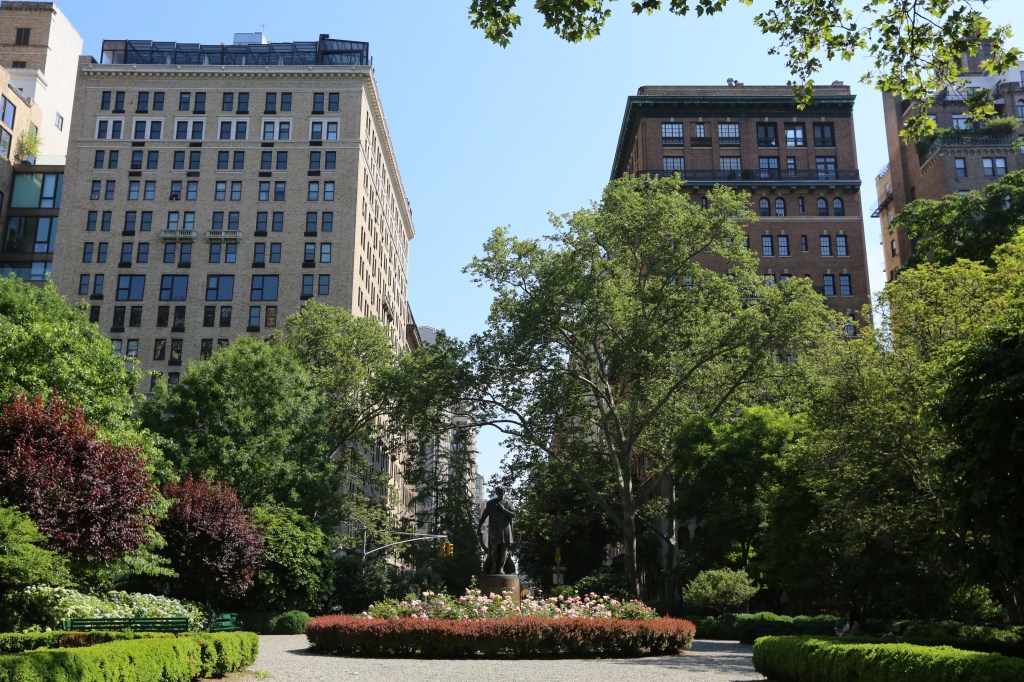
[753,635,1024,682]
[0,631,258,681]
[307,615,695,658]
[692,612,837,643]
[0,631,171,654]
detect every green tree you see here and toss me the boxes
[467,0,1019,139]
[463,175,837,597]
[140,336,343,524]
[893,170,1024,269]
[0,278,138,431]
[0,504,68,630]
[247,503,334,612]
[682,567,758,615]
[673,406,803,578]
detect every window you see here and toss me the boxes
[262,120,291,140]
[178,92,191,111]
[839,274,852,296]
[832,197,844,216]
[952,115,971,130]
[890,239,897,257]
[265,306,278,327]
[817,197,829,216]
[786,157,797,177]
[719,157,741,176]
[131,305,143,327]
[94,150,105,169]
[820,235,832,256]
[153,339,166,361]
[756,123,778,147]
[15,28,30,45]
[815,156,837,180]
[140,212,153,231]
[718,122,740,145]
[175,119,204,140]
[304,243,316,262]
[201,339,213,359]
[196,92,208,112]
[162,273,188,301]
[836,234,848,256]
[272,212,283,232]
[248,306,262,329]
[96,119,123,140]
[203,306,216,327]
[983,157,1007,177]
[258,182,270,201]
[218,119,247,140]
[662,156,685,173]
[761,235,773,256]
[125,340,139,358]
[230,182,242,201]
[758,157,779,179]
[170,339,184,365]
[128,181,140,200]
[112,307,125,330]
[309,151,322,170]
[301,274,315,297]
[189,151,201,170]
[219,306,232,327]
[1017,99,1024,119]
[321,212,333,232]
[253,243,266,265]
[775,198,786,216]
[758,198,770,217]
[132,119,162,140]
[116,275,145,301]
[274,182,285,201]
[318,274,330,296]
[55,112,64,130]
[251,275,279,301]
[813,123,835,146]
[105,180,116,200]
[320,243,332,263]
[78,274,90,296]
[255,212,268,234]
[206,275,234,301]
[785,124,805,147]
[137,243,149,262]
[778,235,789,256]
[305,212,318,234]
[823,274,836,296]
[233,151,244,170]
[120,243,133,264]
[217,151,229,170]
[97,243,108,263]
[173,151,185,170]
[147,150,159,169]
[955,157,967,178]
[661,122,684,144]
[307,181,320,201]
[215,181,227,201]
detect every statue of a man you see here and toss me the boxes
[478,486,515,575]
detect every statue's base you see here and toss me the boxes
[479,574,521,607]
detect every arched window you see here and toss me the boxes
[1017,99,1024,119]
[817,197,828,216]
[832,197,845,216]
[759,198,771,216]
[775,198,786,216]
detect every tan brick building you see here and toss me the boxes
[610,82,872,322]
[52,34,415,386]
[874,49,1024,280]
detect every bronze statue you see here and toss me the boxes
[478,486,515,574]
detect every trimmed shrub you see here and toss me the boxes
[753,635,1024,682]
[682,568,758,615]
[365,590,658,621]
[266,610,310,634]
[0,631,170,654]
[307,615,695,658]
[692,611,836,643]
[0,631,257,681]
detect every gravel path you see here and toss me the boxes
[235,635,767,682]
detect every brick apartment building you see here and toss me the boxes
[610,82,872,322]
[874,49,1024,280]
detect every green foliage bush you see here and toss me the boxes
[682,568,758,615]
[893,621,1024,658]
[332,556,392,613]
[572,573,633,599]
[0,631,169,654]
[17,586,205,631]
[265,610,310,634]
[0,632,257,681]
[248,503,332,612]
[693,612,837,643]
[753,635,1024,682]
[307,615,695,657]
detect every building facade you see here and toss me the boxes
[875,50,1024,280]
[52,34,415,389]
[0,1,82,161]
[610,82,872,321]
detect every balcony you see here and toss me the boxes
[757,137,778,148]
[918,131,1018,166]
[690,136,712,147]
[718,136,741,146]
[661,136,686,147]
[638,168,860,186]
[869,189,894,218]
[814,137,836,147]
[159,229,197,240]
[206,229,242,241]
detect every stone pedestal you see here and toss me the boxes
[479,574,521,607]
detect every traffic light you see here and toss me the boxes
[438,540,454,557]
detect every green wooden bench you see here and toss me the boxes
[61,617,190,633]
[208,613,239,632]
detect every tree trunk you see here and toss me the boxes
[620,477,641,598]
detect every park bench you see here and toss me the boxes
[208,612,240,632]
[61,616,190,633]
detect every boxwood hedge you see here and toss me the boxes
[753,635,1024,682]
[0,631,258,682]
[307,615,695,658]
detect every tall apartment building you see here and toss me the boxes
[53,34,414,386]
[610,83,871,321]
[0,1,82,160]
[875,49,1024,280]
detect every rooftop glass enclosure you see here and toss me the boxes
[100,35,370,66]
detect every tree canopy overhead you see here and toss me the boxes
[467,0,1021,138]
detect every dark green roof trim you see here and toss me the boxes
[610,94,857,180]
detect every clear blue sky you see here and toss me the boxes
[55,1,1021,481]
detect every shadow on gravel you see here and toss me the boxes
[606,640,765,680]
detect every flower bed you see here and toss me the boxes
[365,590,658,620]
[307,614,695,658]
